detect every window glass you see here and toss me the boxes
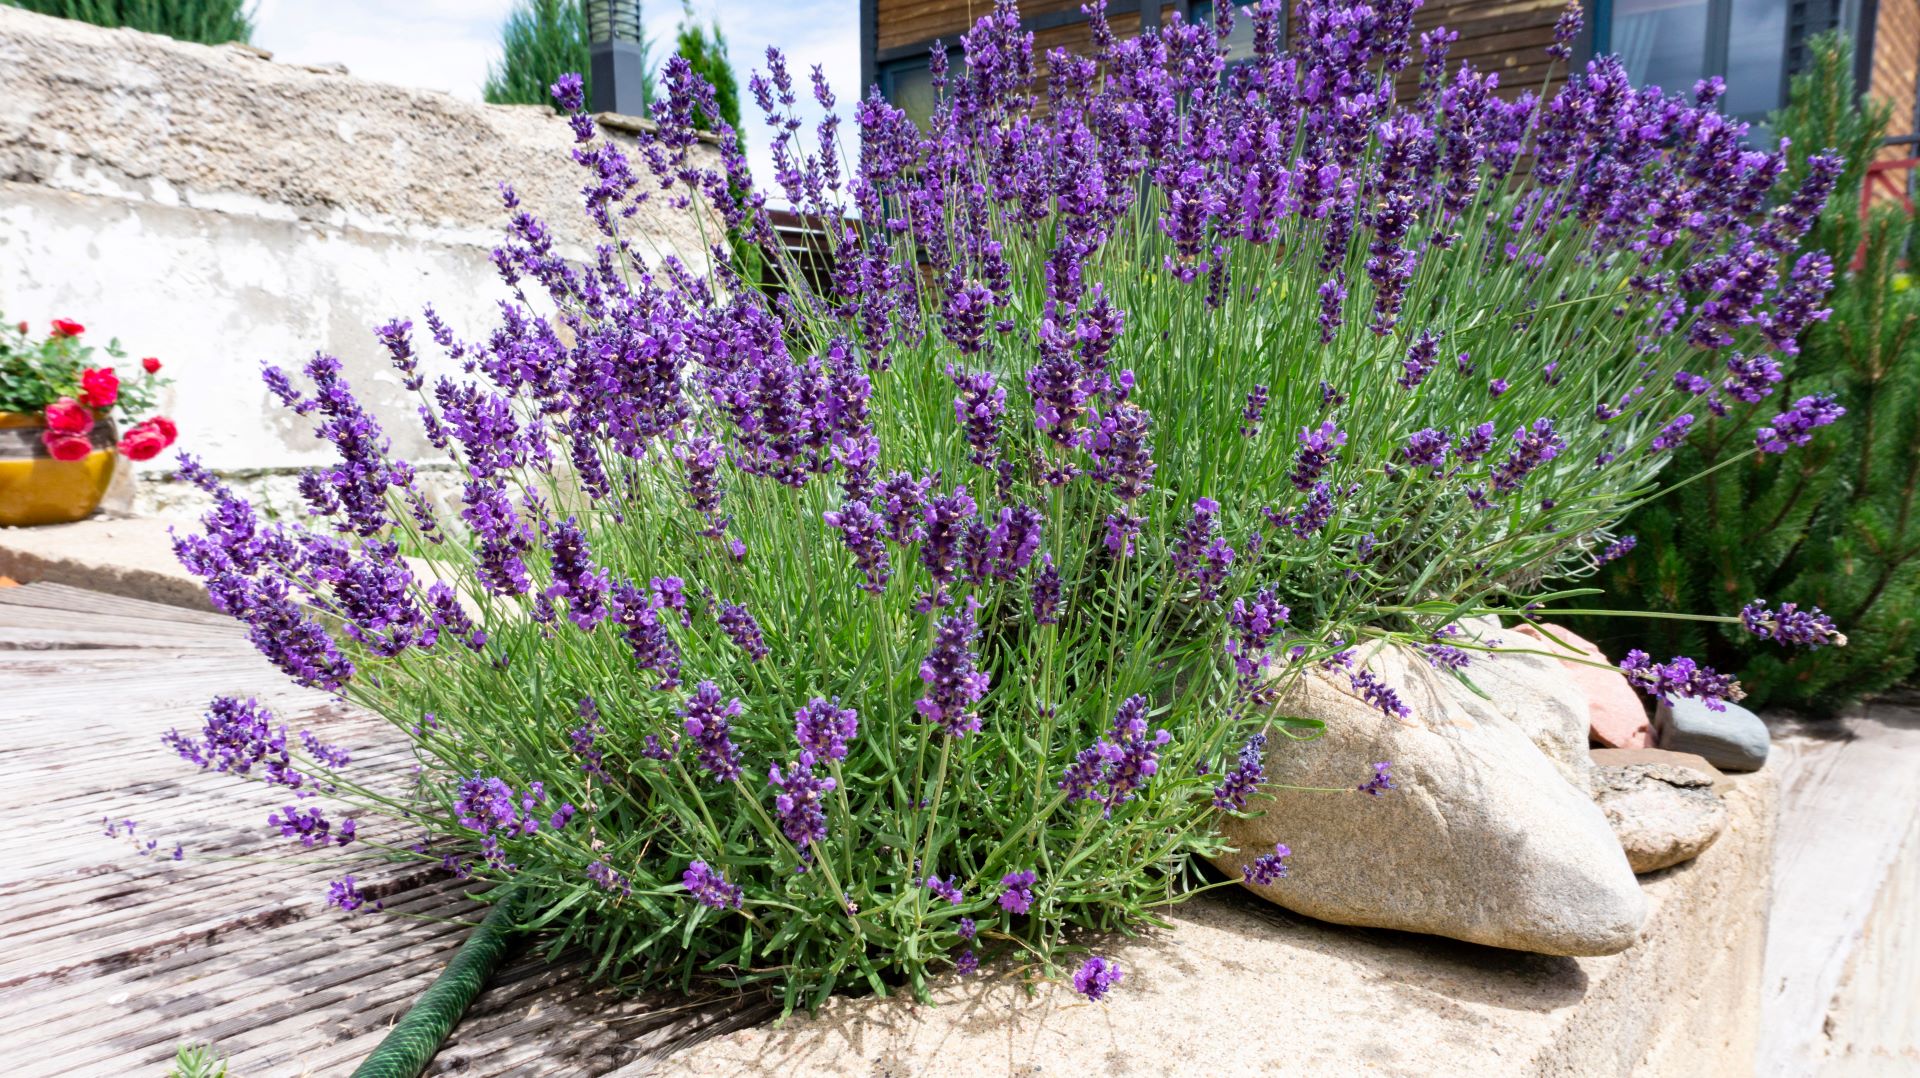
[1190,0,1261,64]
[1610,0,1711,94]
[1723,0,1788,118]
[882,59,939,130]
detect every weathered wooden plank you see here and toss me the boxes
[0,586,762,1075]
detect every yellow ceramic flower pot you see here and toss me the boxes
[0,410,118,527]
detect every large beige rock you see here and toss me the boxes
[1452,616,1595,791]
[1213,641,1645,956]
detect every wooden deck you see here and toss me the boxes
[0,582,771,1077]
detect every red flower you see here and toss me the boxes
[146,415,178,447]
[50,319,85,338]
[42,431,93,461]
[142,357,162,374]
[118,425,168,461]
[80,367,120,409]
[43,396,94,435]
[13,321,26,335]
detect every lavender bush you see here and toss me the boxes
[166,0,1846,1010]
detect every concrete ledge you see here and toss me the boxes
[0,516,212,612]
[646,770,1776,1078]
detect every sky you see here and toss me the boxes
[250,0,860,191]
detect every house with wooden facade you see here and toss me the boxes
[860,1,1918,157]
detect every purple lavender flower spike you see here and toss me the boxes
[1289,421,1345,491]
[769,760,836,866]
[1740,600,1847,649]
[1755,394,1844,453]
[916,600,991,738]
[1619,650,1744,711]
[1211,732,1267,811]
[1073,956,1123,1001]
[683,860,743,909]
[1357,761,1396,796]
[794,697,859,764]
[1242,843,1292,885]
[681,682,745,782]
[924,875,964,905]
[998,869,1037,913]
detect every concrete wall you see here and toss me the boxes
[0,6,721,517]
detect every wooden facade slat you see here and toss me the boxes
[1870,0,1920,142]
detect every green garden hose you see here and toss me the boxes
[350,888,527,1078]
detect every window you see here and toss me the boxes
[1190,0,1270,66]
[878,55,943,130]
[1592,0,1791,123]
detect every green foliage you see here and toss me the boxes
[5,0,252,44]
[1590,34,1920,711]
[0,316,161,417]
[165,1044,228,1078]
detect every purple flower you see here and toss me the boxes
[164,696,309,790]
[269,804,355,848]
[718,602,770,661]
[1060,695,1172,816]
[824,501,891,594]
[1398,330,1440,390]
[1455,422,1496,463]
[1226,587,1289,681]
[1650,415,1695,453]
[327,876,379,913]
[924,874,964,904]
[769,760,836,865]
[543,517,611,629]
[1171,498,1235,600]
[550,72,585,112]
[1348,666,1412,718]
[1598,535,1638,564]
[1289,421,1346,491]
[998,869,1037,913]
[1240,385,1269,437]
[1211,732,1267,811]
[586,859,632,896]
[1488,378,1509,398]
[612,582,682,690]
[1103,510,1144,557]
[571,697,607,780]
[1740,600,1846,649]
[1072,956,1123,1001]
[1086,402,1157,501]
[1241,843,1292,885]
[1357,760,1396,796]
[681,682,745,782]
[794,697,859,765]
[683,860,743,909]
[1492,420,1563,493]
[1031,553,1062,625]
[916,600,991,738]
[1722,353,1784,403]
[948,364,1007,467]
[955,949,979,975]
[1401,428,1450,476]
[1755,394,1844,453]
[1423,643,1472,671]
[1619,650,1744,711]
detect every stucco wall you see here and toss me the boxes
[0,6,720,516]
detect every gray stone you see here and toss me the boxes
[1212,642,1646,956]
[1592,762,1729,872]
[1656,697,1770,772]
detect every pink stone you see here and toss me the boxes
[1513,623,1651,748]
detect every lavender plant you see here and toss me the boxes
[165,0,1847,1010]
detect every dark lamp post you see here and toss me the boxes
[586,0,648,116]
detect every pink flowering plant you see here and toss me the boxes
[164,0,1849,1010]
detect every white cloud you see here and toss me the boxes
[251,0,861,199]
